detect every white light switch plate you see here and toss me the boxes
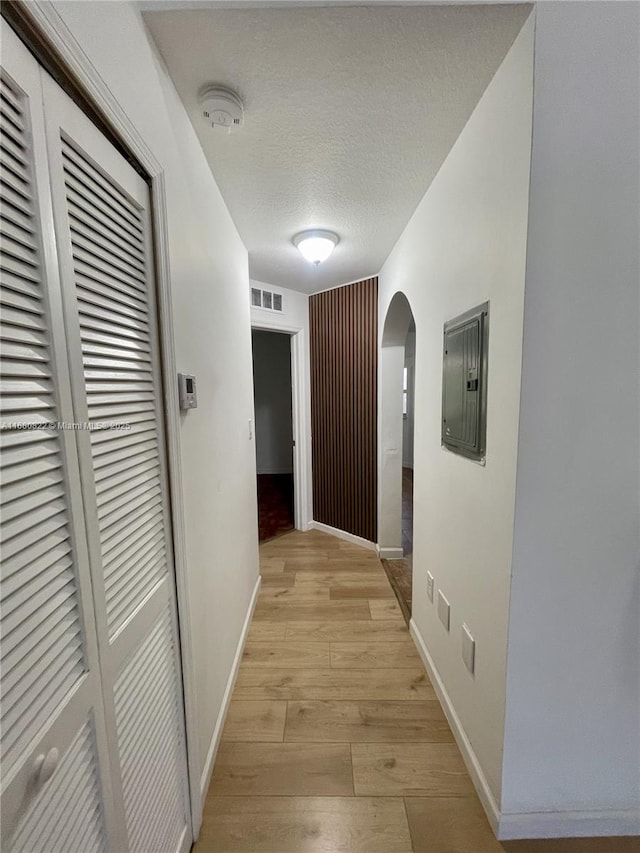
[437,590,450,631]
[462,623,475,674]
[426,572,434,603]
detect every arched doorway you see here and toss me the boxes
[379,292,416,619]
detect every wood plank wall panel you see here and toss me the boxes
[309,278,378,542]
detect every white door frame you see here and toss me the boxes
[251,321,312,533]
[378,291,416,559]
[13,1,202,836]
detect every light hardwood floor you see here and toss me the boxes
[195,530,637,853]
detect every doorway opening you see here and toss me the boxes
[379,293,416,621]
[251,329,295,541]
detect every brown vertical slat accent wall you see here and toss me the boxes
[310,277,378,542]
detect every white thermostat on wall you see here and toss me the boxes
[178,373,197,410]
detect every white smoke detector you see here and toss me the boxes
[199,86,244,133]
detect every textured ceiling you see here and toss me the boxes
[143,4,530,293]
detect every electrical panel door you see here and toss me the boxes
[442,302,489,461]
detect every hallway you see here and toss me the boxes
[382,467,414,621]
[195,531,635,852]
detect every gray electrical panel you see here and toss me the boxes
[442,302,489,462]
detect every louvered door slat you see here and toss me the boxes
[79,299,149,333]
[114,610,185,853]
[10,720,106,853]
[65,182,146,257]
[61,145,143,233]
[0,214,37,252]
[3,585,77,668]
[95,456,159,497]
[91,424,156,452]
[3,580,74,667]
[69,213,146,272]
[1,480,65,525]
[0,104,23,136]
[2,293,44,323]
[77,282,148,323]
[74,262,147,306]
[103,533,164,598]
[101,516,163,565]
[1,496,66,544]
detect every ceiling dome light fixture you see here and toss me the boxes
[293,230,339,266]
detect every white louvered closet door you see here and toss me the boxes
[41,72,191,853]
[0,26,121,852]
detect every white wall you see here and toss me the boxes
[378,13,534,807]
[502,1,640,835]
[252,330,293,475]
[250,281,312,529]
[50,0,259,816]
[402,329,416,469]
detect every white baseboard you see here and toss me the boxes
[377,545,404,560]
[307,520,377,551]
[410,619,640,841]
[498,808,640,840]
[409,618,500,834]
[198,575,261,819]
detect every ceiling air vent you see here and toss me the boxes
[251,287,283,312]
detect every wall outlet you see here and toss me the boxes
[426,572,434,603]
[462,623,475,674]
[437,590,450,631]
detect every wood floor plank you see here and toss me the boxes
[260,573,296,588]
[286,560,383,573]
[234,668,435,701]
[209,743,354,796]
[404,796,503,852]
[196,796,413,853]
[222,701,287,742]
[259,566,288,578]
[329,585,395,600]
[351,743,473,796]
[330,642,423,669]
[284,700,453,743]
[280,555,332,564]
[294,571,387,586]
[242,641,330,668]
[285,620,409,642]
[258,586,331,602]
[259,558,285,571]
[369,598,405,621]
[294,572,393,592]
[253,600,371,621]
[246,621,286,642]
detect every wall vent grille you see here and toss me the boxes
[251,287,283,312]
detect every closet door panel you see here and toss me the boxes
[9,711,106,853]
[0,25,118,851]
[41,73,191,853]
[114,606,189,853]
